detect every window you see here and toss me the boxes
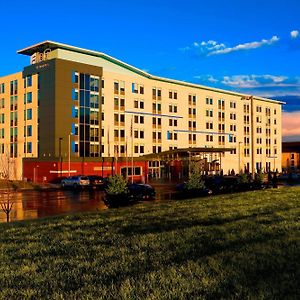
[72,106,78,118]
[206,97,213,105]
[120,81,125,94]
[114,81,119,92]
[134,145,139,153]
[134,115,144,124]
[26,92,32,104]
[206,122,213,130]
[0,128,4,139]
[152,88,156,99]
[206,109,213,117]
[27,125,32,136]
[167,131,172,140]
[72,71,79,84]
[27,142,32,153]
[0,83,4,94]
[230,113,236,120]
[10,80,18,95]
[132,83,139,93]
[27,109,32,120]
[206,135,213,142]
[24,75,32,88]
[72,89,78,100]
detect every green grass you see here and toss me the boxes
[0,180,41,190]
[0,187,299,299]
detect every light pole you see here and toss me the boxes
[273,146,277,172]
[59,137,63,177]
[188,151,191,178]
[68,133,72,177]
[238,142,242,174]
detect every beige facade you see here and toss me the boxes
[0,41,283,179]
[0,72,39,179]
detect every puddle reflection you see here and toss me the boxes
[0,184,176,222]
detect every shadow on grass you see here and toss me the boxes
[115,205,296,237]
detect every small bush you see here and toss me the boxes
[106,174,128,195]
[254,171,264,185]
[186,171,205,190]
[238,173,249,185]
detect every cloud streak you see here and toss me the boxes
[180,35,280,56]
[221,74,296,88]
[208,36,279,55]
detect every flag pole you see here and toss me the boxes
[131,115,134,184]
[125,136,128,182]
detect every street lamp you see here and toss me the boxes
[59,137,63,177]
[238,142,242,174]
[68,133,72,177]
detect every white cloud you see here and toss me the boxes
[209,36,279,56]
[221,74,291,88]
[290,30,299,39]
[180,35,279,56]
[194,75,219,83]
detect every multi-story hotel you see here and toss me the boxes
[0,41,283,181]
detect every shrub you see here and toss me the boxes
[254,171,264,185]
[238,173,249,185]
[106,174,128,195]
[186,171,205,190]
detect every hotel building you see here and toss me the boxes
[0,41,283,181]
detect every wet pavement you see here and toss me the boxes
[0,181,178,223]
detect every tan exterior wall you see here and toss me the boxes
[0,72,39,179]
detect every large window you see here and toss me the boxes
[76,72,101,157]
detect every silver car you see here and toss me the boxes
[61,176,90,188]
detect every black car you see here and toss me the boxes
[127,183,155,200]
[87,175,107,189]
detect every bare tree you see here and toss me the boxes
[0,145,14,222]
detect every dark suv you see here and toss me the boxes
[87,175,107,189]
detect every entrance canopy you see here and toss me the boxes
[141,147,235,159]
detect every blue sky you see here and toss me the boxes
[1,0,300,138]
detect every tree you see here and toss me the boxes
[0,145,14,222]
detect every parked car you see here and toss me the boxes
[127,183,155,200]
[87,175,107,189]
[277,173,300,182]
[61,176,90,189]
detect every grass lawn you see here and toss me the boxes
[0,180,41,190]
[0,187,299,299]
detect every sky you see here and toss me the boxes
[1,0,300,140]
